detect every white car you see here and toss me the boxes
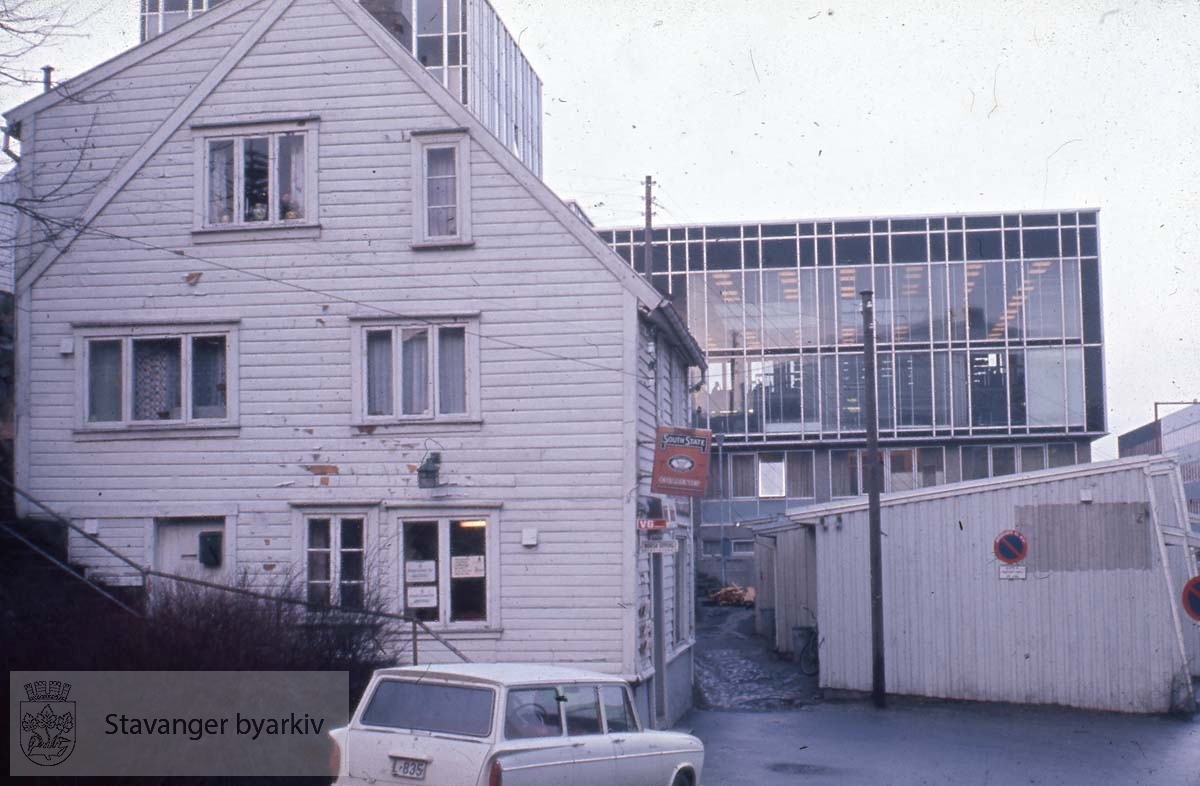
[329,663,704,786]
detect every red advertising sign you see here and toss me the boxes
[650,426,712,497]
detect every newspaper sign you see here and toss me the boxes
[650,426,712,497]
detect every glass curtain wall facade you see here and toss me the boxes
[599,210,1105,564]
[140,0,543,175]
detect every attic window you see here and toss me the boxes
[411,131,471,248]
[194,121,317,231]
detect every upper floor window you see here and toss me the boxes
[81,325,237,430]
[412,131,471,247]
[354,318,478,423]
[194,121,317,230]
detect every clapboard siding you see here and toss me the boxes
[14,0,698,689]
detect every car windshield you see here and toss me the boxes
[360,679,495,737]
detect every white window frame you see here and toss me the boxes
[730,539,755,556]
[295,507,377,611]
[395,510,499,630]
[76,323,239,432]
[192,119,318,231]
[411,130,472,247]
[352,316,480,424]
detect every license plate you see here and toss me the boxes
[391,757,428,780]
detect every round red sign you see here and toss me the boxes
[994,530,1028,565]
[1183,576,1200,623]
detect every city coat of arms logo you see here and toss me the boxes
[20,680,75,765]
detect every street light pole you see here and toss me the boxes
[861,291,886,709]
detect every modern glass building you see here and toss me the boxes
[599,210,1105,575]
[1120,403,1200,526]
[140,0,543,175]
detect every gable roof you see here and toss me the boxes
[8,0,672,319]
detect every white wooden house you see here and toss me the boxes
[4,0,704,726]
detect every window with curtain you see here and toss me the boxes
[413,132,472,246]
[358,319,476,422]
[83,329,234,428]
[198,123,314,228]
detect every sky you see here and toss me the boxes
[2,0,1198,459]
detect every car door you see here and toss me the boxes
[604,684,663,784]
[559,684,616,786]
[499,685,614,786]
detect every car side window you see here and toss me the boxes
[505,688,563,739]
[561,685,602,736]
[600,685,637,733]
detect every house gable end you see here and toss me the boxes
[15,0,297,293]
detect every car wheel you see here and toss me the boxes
[670,770,693,786]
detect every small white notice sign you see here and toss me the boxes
[999,565,1027,580]
[451,555,486,578]
[642,540,679,554]
[405,560,437,583]
[406,585,438,608]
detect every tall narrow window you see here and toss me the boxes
[401,329,430,415]
[133,338,182,421]
[306,515,365,609]
[831,450,860,497]
[366,330,394,416]
[412,132,471,246]
[438,327,467,414]
[88,340,123,422]
[425,147,457,236]
[191,336,227,419]
[758,453,785,498]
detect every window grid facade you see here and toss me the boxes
[601,211,1104,445]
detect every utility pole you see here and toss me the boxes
[861,290,886,709]
[642,175,653,279]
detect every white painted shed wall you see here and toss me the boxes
[776,458,1195,714]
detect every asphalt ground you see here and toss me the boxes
[687,604,1200,786]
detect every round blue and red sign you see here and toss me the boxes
[1183,576,1200,623]
[994,530,1028,565]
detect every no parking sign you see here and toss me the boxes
[993,530,1028,565]
[1183,576,1200,623]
